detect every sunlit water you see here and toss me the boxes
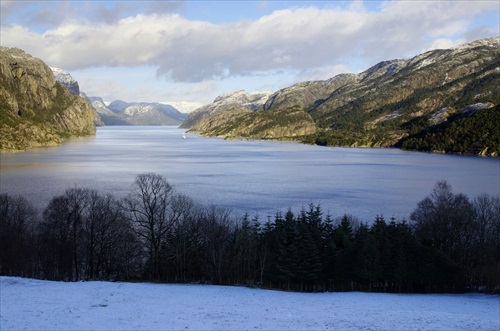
[1,126,499,222]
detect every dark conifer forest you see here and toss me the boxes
[1,173,499,294]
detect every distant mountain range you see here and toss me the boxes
[50,68,190,126]
[85,97,188,126]
[182,37,499,156]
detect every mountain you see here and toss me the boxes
[180,89,276,132]
[49,67,188,126]
[84,98,188,126]
[181,37,499,156]
[180,89,311,139]
[83,96,125,125]
[50,68,104,126]
[105,100,188,126]
[50,67,80,96]
[0,47,96,152]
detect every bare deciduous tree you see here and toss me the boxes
[83,191,135,280]
[123,173,177,280]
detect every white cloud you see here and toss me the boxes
[297,64,352,82]
[428,38,464,51]
[165,80,223,104]
[1,1,497,102]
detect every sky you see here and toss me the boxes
[1,0,498,105]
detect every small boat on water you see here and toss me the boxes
[182,133,186,139]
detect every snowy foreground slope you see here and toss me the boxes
[1,277,498,331]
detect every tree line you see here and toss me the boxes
[1,173,499,293]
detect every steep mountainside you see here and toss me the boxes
[78,93,104,126]
[0,47,96,152]
[182,37,499,155]
[50,68,104,126]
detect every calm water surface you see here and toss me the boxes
[1,126,499,221]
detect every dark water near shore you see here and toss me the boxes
[1,126,499,221]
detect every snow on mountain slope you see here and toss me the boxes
[1,277,498,331]
[93,100,187,125]
[210,89,273,113]
[50,67,80,95]
[87,96,115,116]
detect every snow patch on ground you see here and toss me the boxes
[1,277,498,330]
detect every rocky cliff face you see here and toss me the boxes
[79,93,104,126]
[181,37,499,155]
[0,47,96,152]
[50,67,104,126]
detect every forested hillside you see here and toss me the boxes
[1,174,498,293]
[398,104,500,155]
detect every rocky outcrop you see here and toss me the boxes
[0,47,96,152]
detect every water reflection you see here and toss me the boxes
[1,126,499,221]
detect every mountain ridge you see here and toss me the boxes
[180,89,273,130]
[182,37,499,156]
[95,99,188,126]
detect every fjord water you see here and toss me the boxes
[1,126,499,221]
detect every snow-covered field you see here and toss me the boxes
[1,277,498,330]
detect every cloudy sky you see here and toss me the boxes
[1,0,498,105]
